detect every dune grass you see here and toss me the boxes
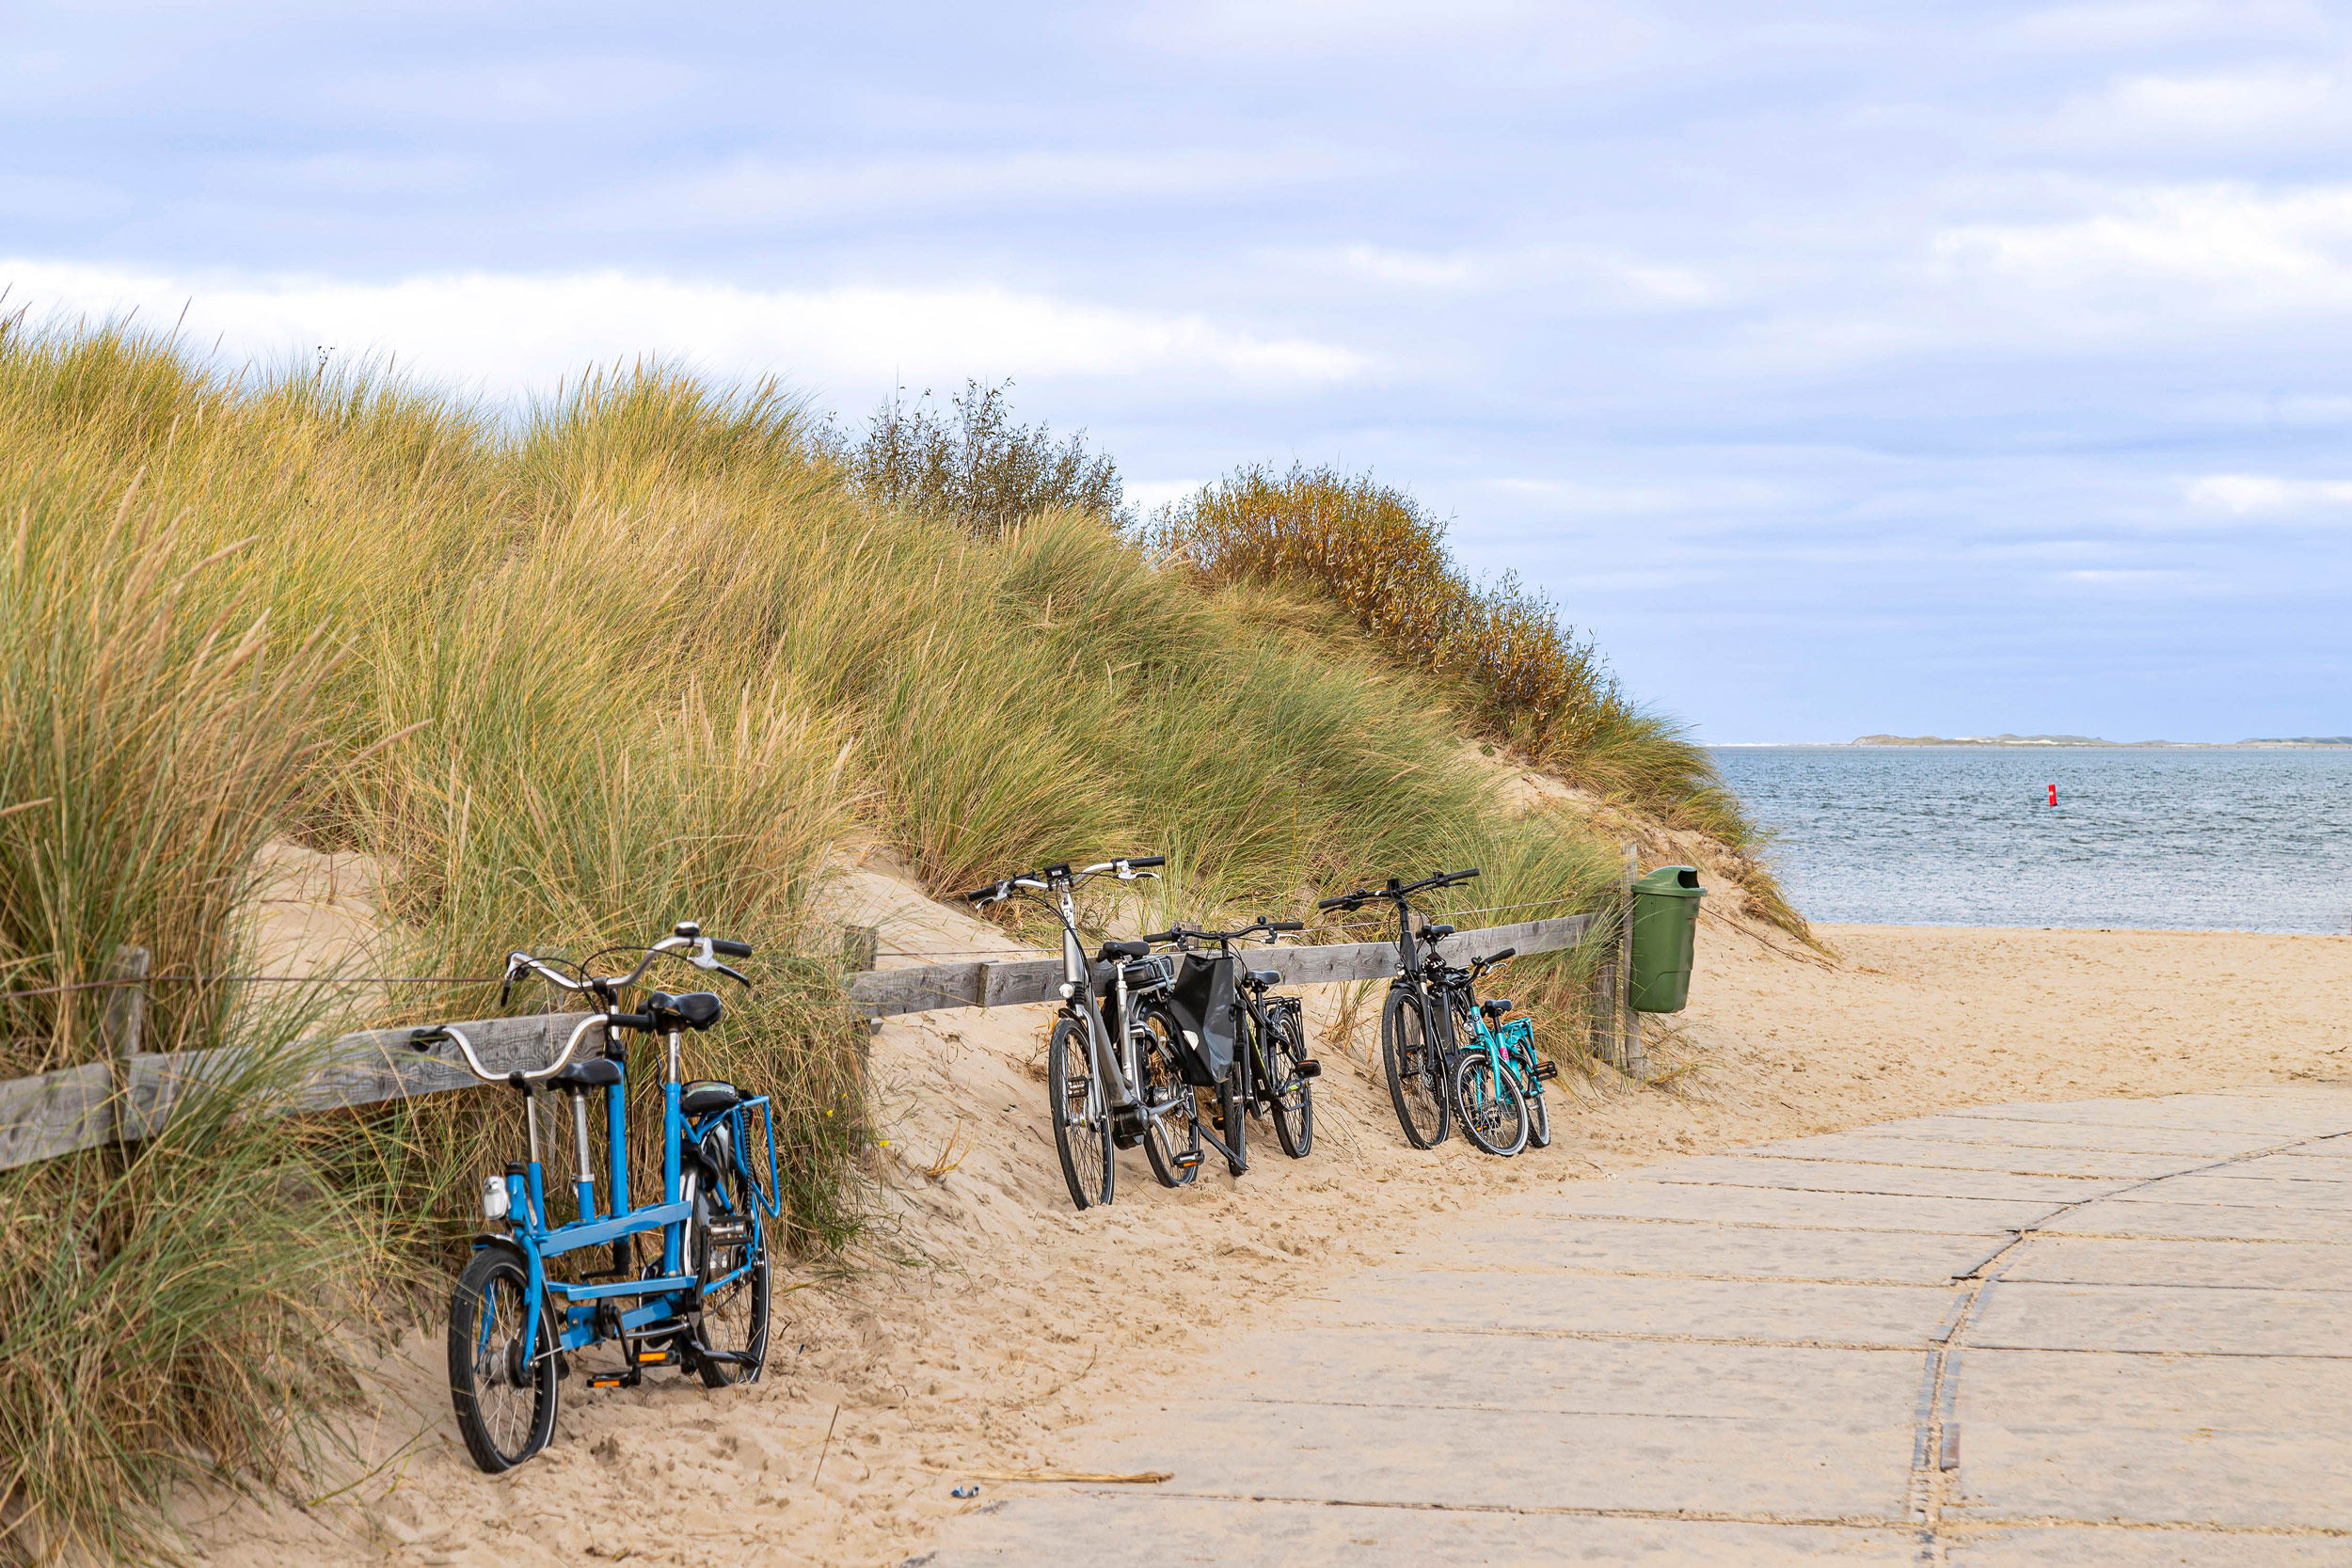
[1146,464,1805,933]
[0,320,1671,1560]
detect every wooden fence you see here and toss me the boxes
[0,901,1633,1174]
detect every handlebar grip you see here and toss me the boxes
[1128,855,1167,868]
[1316,892,1364,911]
[1138,928,1181,944]
[963,885,999,904]
[606,1012,655,1032]
[407,1026,449,1052]
[1481,947,1518,965]
[1270,919,1305,932]
[708,938,754,958]
[1447,867,1481,883]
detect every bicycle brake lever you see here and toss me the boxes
[711,961,753,990]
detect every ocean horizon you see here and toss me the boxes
[1709,744,2352,935]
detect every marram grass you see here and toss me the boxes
[0,319,1716,1560]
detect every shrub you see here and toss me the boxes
[830,378,1127,534]
[1147,464,1792,915]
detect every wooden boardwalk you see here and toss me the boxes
[919,1085,2352,1565]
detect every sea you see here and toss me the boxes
[1708,746,2352,934]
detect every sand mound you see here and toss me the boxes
[185,833,2351,1567]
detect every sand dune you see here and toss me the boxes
[190,861,2350,1567]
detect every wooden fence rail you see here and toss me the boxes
[0,909,1603,1174]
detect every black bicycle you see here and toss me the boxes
[1147,918,1321,1168]
[965,856,1168,1210]
[1318,868,1483,1149]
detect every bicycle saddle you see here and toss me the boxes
[1421,923,1455,940]
[680,1080,742,1117]
[644,991,723,1032]
[1246,968,1282,989]
[1479,997,1515,1019]
[1098,939,1151,961]
[550,1057,623,1091]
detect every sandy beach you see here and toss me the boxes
[188,873,2352,1568]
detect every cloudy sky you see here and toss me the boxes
[7,1,2350,741]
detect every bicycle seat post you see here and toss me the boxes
[567,1087,596,1222]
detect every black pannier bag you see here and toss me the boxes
[1163,952,1237,1087]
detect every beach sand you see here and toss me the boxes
[191,880,2350,1568]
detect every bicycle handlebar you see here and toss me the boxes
[408,1013,618,1086]
[1317,866,1479,911]
[964,856,1162,905]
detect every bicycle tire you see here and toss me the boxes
[1452,1049,1530,1158]
[1219,1064,1248,1177]
[1380,989,1449,1148]
[1524,1066,1552,1149]
[1266,1006,1313,1159]
[691,1184,771,1387]
[1049,1013,1114,1210]
[448,1245,559,1474]
[1135,1005,1201,1188]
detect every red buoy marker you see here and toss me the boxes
[2047,783,2058,807]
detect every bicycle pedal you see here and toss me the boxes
[1295,1059,1322,1078]
[1174,1149,1203,1170]
[1534,1061,1560,1082]
[587,1375,626,1390]
[633,1348,677,1368]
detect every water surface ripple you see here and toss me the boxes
[1709,746,2352,933]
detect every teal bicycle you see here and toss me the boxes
[1447,953,1559,1158]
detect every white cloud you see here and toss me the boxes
[0,259,1370,397]
[644,147,1342,227]
[2185,473,2352,515]
[1327,242,1717,304]
[2008,1,2326,50]
[1933,182,2352,316]
[2045,68,2349,147]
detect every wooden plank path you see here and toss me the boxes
[0,912,1596,1171]
[919,1085,2352,1566]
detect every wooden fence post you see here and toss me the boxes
[99,944,151,1145]
[841,926,880,973]
[1618,844,1645,1081]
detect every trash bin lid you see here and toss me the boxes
[1632,865,1705,897]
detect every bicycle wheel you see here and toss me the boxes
[1135,1005,1200,1188]
[1380,989,1450,1148]
[1266,1006,1314,1159]
[692,1185,771,1387]
[1048,1013,1114,1210]
[448,1246,559,1473]
[1452,1049,1530,1158]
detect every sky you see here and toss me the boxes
[6,0,2350,743]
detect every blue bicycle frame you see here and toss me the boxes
[486,1040,787,1370]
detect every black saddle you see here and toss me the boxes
[1246,968,1282,989]
[1421,923,1456,940]
[645,990,723,1032]
[550,1056,623,1091]
[680,1080,743,1117]
[1480,997,1515,1019]
[1098,939,1150,961]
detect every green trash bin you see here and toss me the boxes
[1629,864,1704,1014]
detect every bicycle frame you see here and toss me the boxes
[422,933,784,1378]
[489,1045,784,1374]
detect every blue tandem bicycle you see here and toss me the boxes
[405,921,780,1472]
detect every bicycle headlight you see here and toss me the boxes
[481,1175,510,1221]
